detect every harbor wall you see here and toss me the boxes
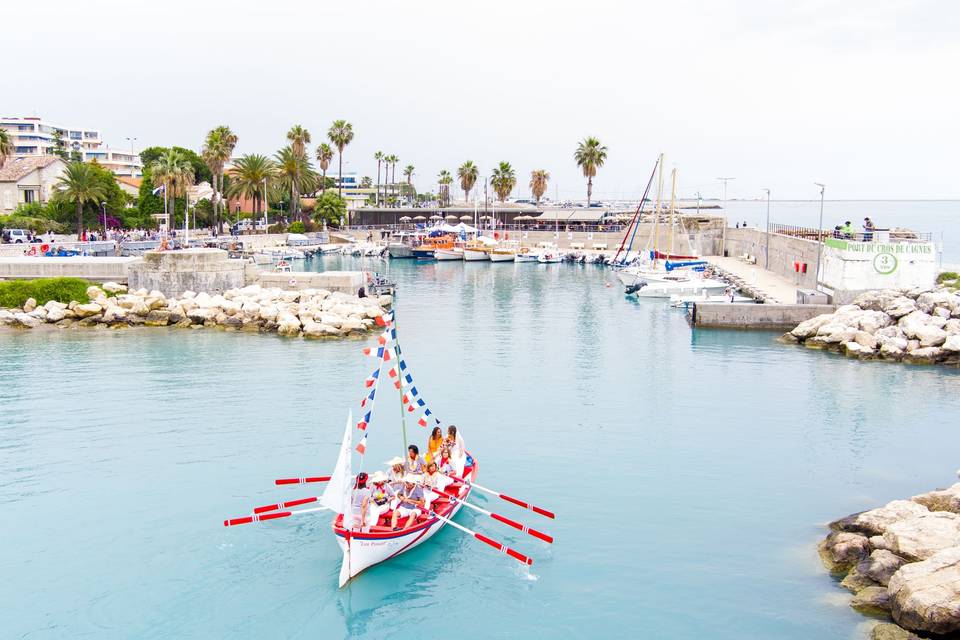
[0,257,140,282]
[691,303,836,329]
[257,271,367,294]
[128,249,245,297]
[722,228,820,290]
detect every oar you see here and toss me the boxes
[274,476,331,486]
[465,482,556,519]
[421,507,533,566]
[252,496,318,515]
[224,505,330,527]
[436,488,553,543]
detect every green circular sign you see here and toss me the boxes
[873,252,898,275]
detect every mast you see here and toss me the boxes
[652,153,664,265]
[668,168,677,259]
[394,316,409,458]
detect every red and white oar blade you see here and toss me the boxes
[475,532,533,565]
[223,510,292,527]
[253,496,318,515]
[490,513,554,544]
[274,476,331,486]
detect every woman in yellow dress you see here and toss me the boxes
[424,426,443,464]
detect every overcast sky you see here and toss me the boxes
[9,0,959,200]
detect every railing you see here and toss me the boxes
[343,223,633,234]
[768,223,932,243]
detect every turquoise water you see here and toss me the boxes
[3,256,960,639]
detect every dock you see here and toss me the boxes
[707,256,804,304]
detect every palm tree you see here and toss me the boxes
[151,148,194,231]
[438,170,453,207]
[327,120,354,199]
[202,125,237,234]
[386,155,399,206]
[574,137,608,207]
[457,161,479,203]
[402,165,415,205]
[374,151,384,206]
[0,129,12,169]
[490,161,517,202]
[276,146,318,222]
[286,125,311,219]
[227,154,276,221]
[530,169,551,205]
[315,143,334,194]
[55,162,108,240]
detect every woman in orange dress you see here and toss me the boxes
[424,426,443,464]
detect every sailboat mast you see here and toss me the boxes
[652,153,664,264]
[668,168,677,259]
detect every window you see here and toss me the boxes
[14,146,37,154]
[69,131,82,139]
[84,131,99,139]
[17,124,35,131]
[22,189,35,204]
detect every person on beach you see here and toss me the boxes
[863,217,875,241]
[406,445,425,474]
[425,426,443,464]
[351,472,371,531]
[391,475,426,530]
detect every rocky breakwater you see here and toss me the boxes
[0,282,393,338]
[784,287,960,365]
[820,483,960,638]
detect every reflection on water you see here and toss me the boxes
[2,255,959,639]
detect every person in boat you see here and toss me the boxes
[424,460,454,493]
[351,472,371,531]
[444,425,467,475]
[406,444,425,475]
[366,471,395,528]
[436,444,455,476]
[391,475,426,531]
[385,456,405,488]
[424,426,443,464]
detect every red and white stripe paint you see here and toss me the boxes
[274,476,331,486]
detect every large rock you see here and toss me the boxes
[85,285,105,300]
[885,297,919,319]
[904,347,942,364]
[851,585,892,614]
[870,623,921,640]
[913,483,960,514]
[858,550,909,586]
[889,546,960,634]
[882,511,960,561]
[819,531,871,572]
[187,308,213,324]
[943,335,960,352]
[899,311,932,339]
[13,312,41,328]
[916,290,956,314]
[45,307,66,323]
[791,313,835,339]
[22,297,37,312]
[144,310,171,326]
[102,281,127,293]
[73,303,103,318]
[915,325,948,347]
[832,500,930,537]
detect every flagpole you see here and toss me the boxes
[395,316,409,460]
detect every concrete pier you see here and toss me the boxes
[127,249,245,297]
[257,271,366,294]
[690,303,835,330]
[0,256,140,282]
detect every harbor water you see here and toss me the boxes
[3,256,960,639]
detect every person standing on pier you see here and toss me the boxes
[863,217,875,241]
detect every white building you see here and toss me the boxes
[0,156,67,212]
[0,116,142,177]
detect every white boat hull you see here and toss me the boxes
[489,252,515,262]
[335,464,476,586]
[538,254,562,263]
[627,278,729,298]
[515,253,539,263]
[463,249,490,261]
[387,244,414,258]
[435,248,464,261]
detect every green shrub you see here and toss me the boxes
[267,223,286,234]
[0,278,102,308]
[936,271,959,284]
[0,215,68,234]
[288,221,306,234]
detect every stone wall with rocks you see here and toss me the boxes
[783,287,960,365]
[0,282,393,338]
[820,483,960,638]
[127,248,246,297]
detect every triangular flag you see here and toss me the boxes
[399,360,408,371]
[357,420,368,431]
[355,434,368,454]
[374,313,393,327]
[387,368,397,379]
[417,414,428,427]
[364,369,380,388]
[409,385,418,397]
[377,333,387,346]
[394,380,401,390]
[416,398,425,407]
[402,393,410,404]
[407,404,415,413]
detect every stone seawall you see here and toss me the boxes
[691,303,836,329]
[128,249,245,297]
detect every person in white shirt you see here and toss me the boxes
[350,472,371,531]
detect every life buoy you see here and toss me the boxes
[493,232,500,240]
[27,246,37,256]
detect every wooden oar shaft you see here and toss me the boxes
[253,496,318,514]
[274,476,331,485]
[467,482,556,519]
[423,507,533,566]
[437,489,553,543]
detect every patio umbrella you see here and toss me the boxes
[399,216,412,222]
[413,215,427,221]
[445,214,458,221]
[429,214,443,220]
[459,215,472,221]
[513,215,531,221]
[480,215,493,220]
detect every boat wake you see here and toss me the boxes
[514,564,539,582]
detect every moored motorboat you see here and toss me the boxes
[515,247,539,263]
[489,241,518,262]
[435,247,464,261]
[537,251,563,263]
[625,277,729,298]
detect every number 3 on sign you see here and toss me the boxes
[873,252,898,275]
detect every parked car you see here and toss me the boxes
[2,228,29,243]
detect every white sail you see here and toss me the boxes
[321,410,353,520]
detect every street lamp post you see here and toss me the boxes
[814,183,826,291]
[717,177,734,256]
[762,188,771,269]
[100,201,107,238]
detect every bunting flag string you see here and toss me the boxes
[364,369,380,388]
[393,342,442,428]
[355,433,368,454]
